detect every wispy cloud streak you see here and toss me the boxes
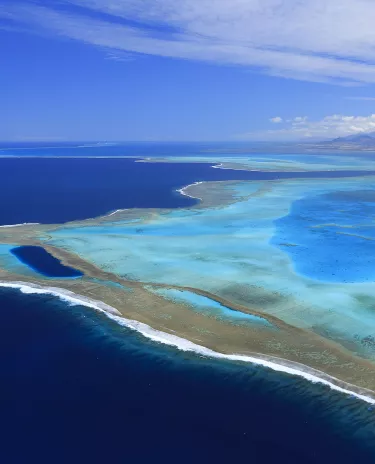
[4,1,375,84]
[240,114,375,140]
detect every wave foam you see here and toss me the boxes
[106,209,130,217]
[0,223,40,228]
[176,182,204,200]
[0,280,374,405]
[0,281,121,315]
[212,162,259,172]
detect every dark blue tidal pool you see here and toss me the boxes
[10,246,83,278]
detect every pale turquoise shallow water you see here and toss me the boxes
[146,287,274,328]
[150,153,375,171]
[41,175,375,359]
[0,244,40,278]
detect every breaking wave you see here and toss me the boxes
[0,280,374,405]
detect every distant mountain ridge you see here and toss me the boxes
[332,132,375,143]
[314,131,375,150]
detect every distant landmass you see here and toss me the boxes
[309,132,375,151]
[201,133,375,154]
[333,132,375,143]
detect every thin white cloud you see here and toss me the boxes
[270,117,283,123]
[240,114,375,141]
[105,50,136,62]
[293,117,308,123]
[5,1,375,84]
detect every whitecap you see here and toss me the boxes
[176,182,204,200]
[0,223,40,228]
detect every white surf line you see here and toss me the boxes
[176,182,204,201]
[212,163,260,172]
[0,223,40,228]
[0,280,374,405]
[106,209,130,217]
[211,162,356,173]
[0,281,121,315]
[0,156,139,159]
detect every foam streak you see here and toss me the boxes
[0,223,40,228]
[176,182,204,200]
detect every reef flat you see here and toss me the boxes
[1,167,375,397]
[138,153,375,172]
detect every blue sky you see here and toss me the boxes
[2,0,375,142]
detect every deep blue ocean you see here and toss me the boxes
[1,288,374,464]
[0,157,374,224]
[0,143,374,463]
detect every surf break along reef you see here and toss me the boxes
[0,153,375,404]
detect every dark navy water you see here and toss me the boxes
[0,157,374,225]
[0,287,374,464]
[0,141,237,155]
[2,141,375,158]
[10,246,83,278]
[0,141,325,157]
[2,141,240,157]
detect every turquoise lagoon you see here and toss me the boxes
[145,286,274,328]
[42,174,375,359]
[143,153,375,172]
[274,190,375,283]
